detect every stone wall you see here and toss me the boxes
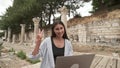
[68,18,120,46]
[67,9,120,46]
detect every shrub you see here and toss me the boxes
[8,48,16,55]
[16,50,40,64]
[9,48,14,52]
[26,58,40,64]
[16,50,26,60]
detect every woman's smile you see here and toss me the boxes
[54,24,64,38]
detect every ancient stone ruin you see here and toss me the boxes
[67,9,120,46]
[2,7,120,47]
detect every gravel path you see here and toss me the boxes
[0,42,35,68]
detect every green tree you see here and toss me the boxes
[0,0,91,34]
[92,0,120,13]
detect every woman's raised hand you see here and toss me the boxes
[36,29,44,43]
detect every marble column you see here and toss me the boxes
[24,33,27,42]
[32,17,40,46]
[7,27,11,43]
[19,24,25,44]
[19,34,21,42]
[4,30,7,41]
[12,34,16,44]
[58,6,68,30]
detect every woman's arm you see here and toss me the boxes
[32,39,41,56]
[32,29,44,56]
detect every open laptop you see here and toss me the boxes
[55,54,95,68]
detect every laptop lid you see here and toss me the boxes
[55,54,95,68]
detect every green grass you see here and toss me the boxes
[16,50,26,60]
[16,50,40,64]
[26,58,40,64]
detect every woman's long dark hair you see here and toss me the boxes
[51,21,69,39]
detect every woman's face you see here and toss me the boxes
[54,24,65,38]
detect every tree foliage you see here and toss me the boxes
[92,0,120,13]
[0,0,91,34]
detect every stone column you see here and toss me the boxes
[4,30,7,41]
[58,6,68,30]
[24,33,27,42]
[12,34,16,44]
[32,17,40,46]
[7,27,11,43]
[19,24,25,44]
[19,33,21,42]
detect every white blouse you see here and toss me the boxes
[30,37,73,68]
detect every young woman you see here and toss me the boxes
[31,21,73,68]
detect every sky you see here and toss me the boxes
[77,1,93,17]
[0,0,13,16]
[54,1,93,20]
[0,0,93,17]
